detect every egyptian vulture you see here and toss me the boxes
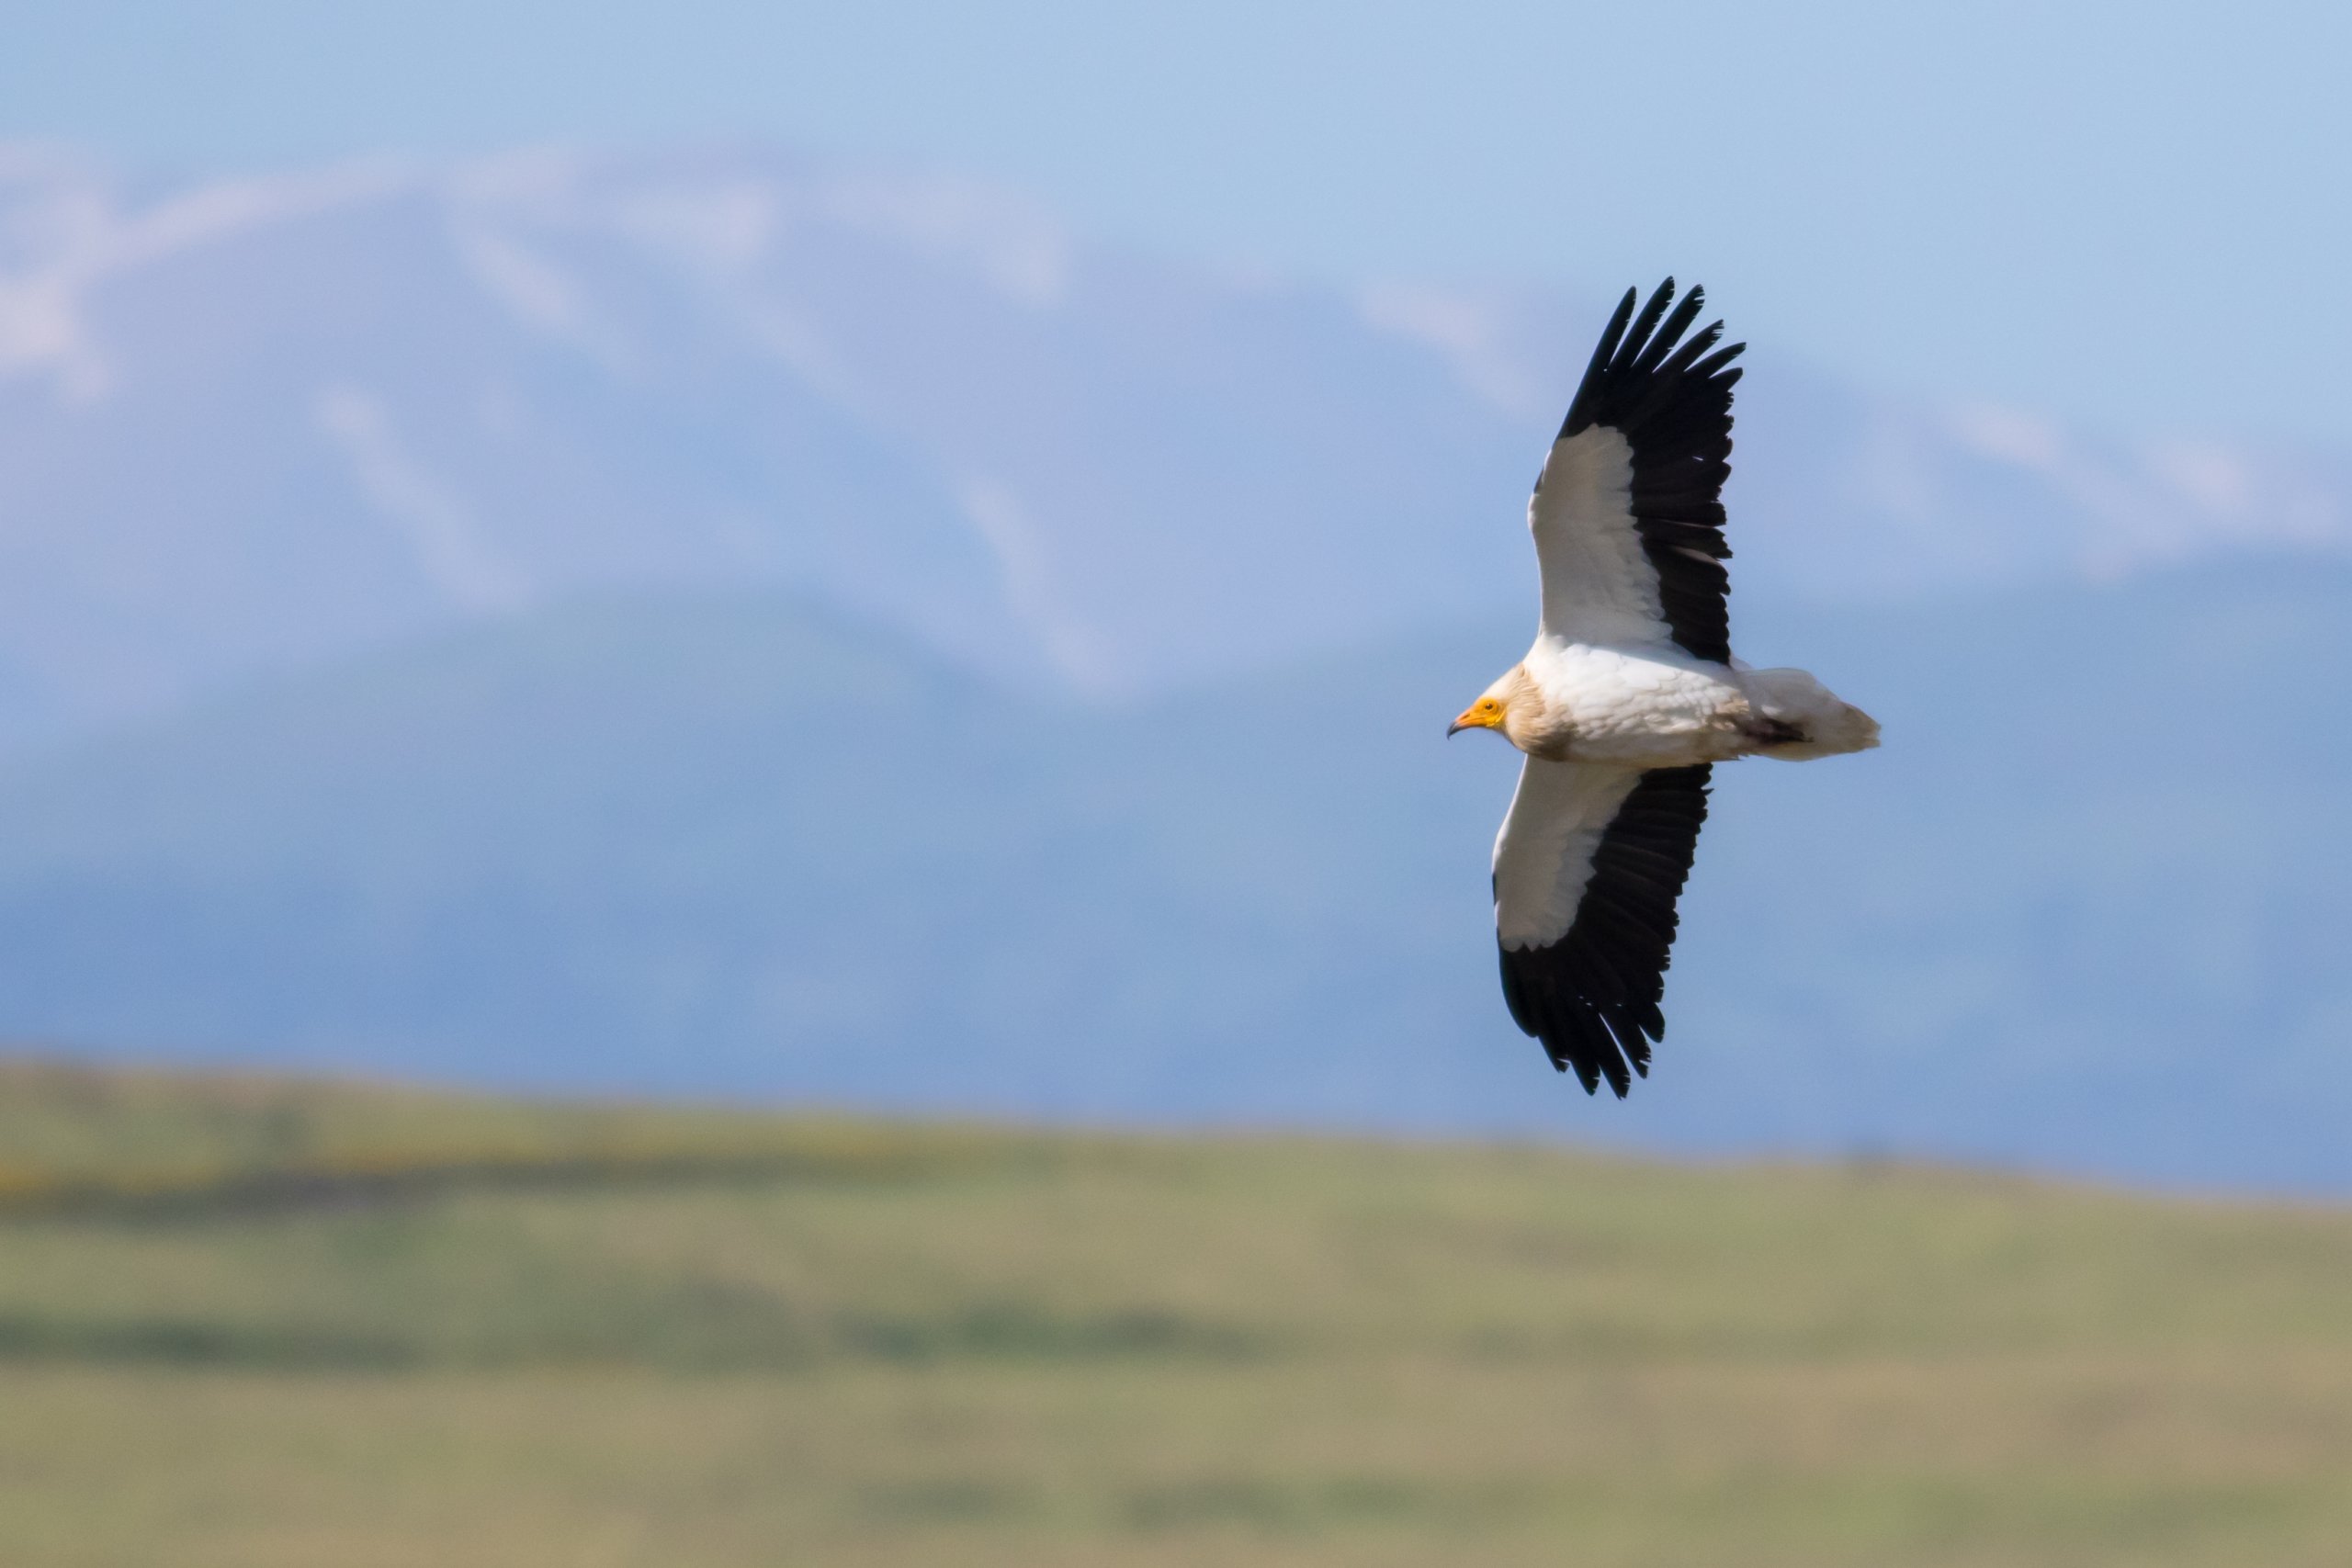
[1449,279,1878,1097]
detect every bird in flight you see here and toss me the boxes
[1449,279,1877,1097]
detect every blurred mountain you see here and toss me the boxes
[0,556,2346,1192]
[6,141,2352,1190]
[3,142,2347,754]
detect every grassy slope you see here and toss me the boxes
[3,1060,2352,1567]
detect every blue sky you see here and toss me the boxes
[6,0,2347,446]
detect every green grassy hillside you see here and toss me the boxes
[2,1058,2350,1566]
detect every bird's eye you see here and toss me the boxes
[1480,699,1500,714]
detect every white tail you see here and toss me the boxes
[1741,667,1881,761]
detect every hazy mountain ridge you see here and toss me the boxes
[2,141,2346,752]
[4,558,2347,1191]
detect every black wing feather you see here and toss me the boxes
[1497,765,1713,1097]
[1556,279,1746,665]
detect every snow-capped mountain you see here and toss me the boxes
[6,143,2352,1190]
[2,142,2345,750]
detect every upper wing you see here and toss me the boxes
[1492,758,1713,1096]
[1530,279,1745,664]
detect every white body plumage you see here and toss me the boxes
[1487,637,1878,769]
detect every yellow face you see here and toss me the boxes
[1448,695,1505,736]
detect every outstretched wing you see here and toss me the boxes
[1492,759,1713,1096]
[1530,279,1745,664]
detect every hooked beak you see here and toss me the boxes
[1447,706,1491,738]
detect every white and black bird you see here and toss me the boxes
[1449,279,1878,1097]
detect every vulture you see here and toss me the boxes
[1449,279,1878,1097]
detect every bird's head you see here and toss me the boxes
[1448,670,1524,739]
[1448,695,1506,737]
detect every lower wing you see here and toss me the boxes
[1491,759,1713,1096]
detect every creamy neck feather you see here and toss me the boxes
[1497,666,1573,759]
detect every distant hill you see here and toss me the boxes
[2,143,2346,752]
[0,557,2346,1191]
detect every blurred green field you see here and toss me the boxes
[3,1058,2352,1566]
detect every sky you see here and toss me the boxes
[5,0,2349,447]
